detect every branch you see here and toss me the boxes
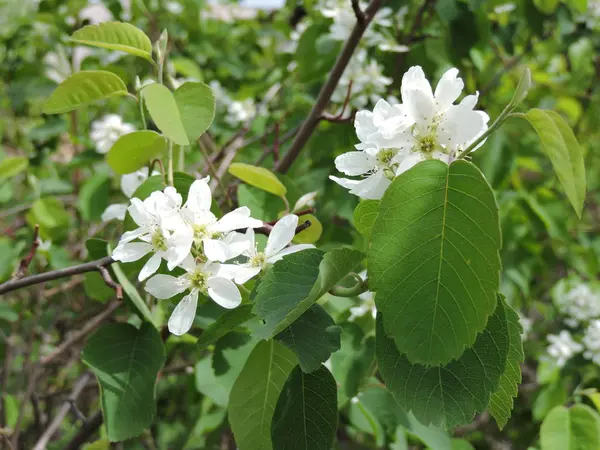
[254,219,312,236]
[275,0,385,174]
[13,224,40,279]
[351,0,365,23]
[64,410,103,450]
[0,256,114,296]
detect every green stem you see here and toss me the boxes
[329,275,369,297]
[167,140,174,186]
[174,145,185,171]
[138,93,147,129]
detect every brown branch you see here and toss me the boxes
[64,410,103,450]
[32,373,92,450]
[13,225,40,279]
[275,0,385,174]
[351,0,365,23]
[254,219,312,236]
[321,80,355,123]
[97,266,123,300]
[0,256,114,296]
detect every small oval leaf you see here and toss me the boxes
[142,83,189,145]
[0,157,28,180]
[43,71,128,114]
[292,214,323,244]
[71,22,153,62]
[228,163,287,197]
[173,81,216,141]
[107,130,167,174]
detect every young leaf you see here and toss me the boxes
[71,22,153,62]
[196,304,255,350]
[43,71,128,114]
[0,157,28,180]
[173,81,216,141]
[353,200,380,238]
[369,160,501,366]
[376,299,510,428]
[519,109,586,217]
[489,298,524,429]
[228,163,287,197]
[142,83,189,145]
[275,304,341,373]
[540,405,600,450]
[229,340,297,450]
[106,130,167,174]
[508,67,531,111]
[81,323,165,442]
[271,365,338,450]
[253,248,364,339]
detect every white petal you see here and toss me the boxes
[203,238,231,262]
[121,168,149,198]
[118,227,146,244]
[145,274,189,299]
[347,170,391,200]
[330,175,361,191]
[403,87,436,128]
[401,66,433,100]
[334,151,376,176]
[222,231,253,259]
[293,192,317,212]
[214,263,240,280]
[207,277,242,309]
[265,215,298,257]
[396,152,426,176]
[185,177,212,213]
[101,204,128,222]
[138,253,162,281]
[354,110,378,143]
[234,265,262,284]
[214,207,262,233]
[165,226,194,269]
[434,68,464,112]
[128,198,151,227]
[112,242,152,262]
[267,244,314,263]
[179,254,196,272]
[168,291,199,335]
[438,107,488,151]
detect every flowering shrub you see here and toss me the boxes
[1,1,600,449]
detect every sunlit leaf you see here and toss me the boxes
[106,130,167,174]
[540,405,600,450]
[228,163,287,197]
[173,81,215,141]
[292,214,322,244]
[142,83,189,145]
[71,22,153,62]
[0,157,28,180]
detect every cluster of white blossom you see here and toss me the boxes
[101,168,159,222]
[90,114,135,154]
[111,177,312,335]
[555,283,600,327]
[546,330,583,368]
[330,66,490,199]
[578,1,600,30]
[209,81,259,127]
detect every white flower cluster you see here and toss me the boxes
[555,283,600,327]
[101,168,159,222]
[90,114,135,154]
[111,177,312,336]
[209,81,259,127]
[330,66,489,199]
[546,330,583,368]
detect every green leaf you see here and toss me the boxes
[106,130,167,174]
[369,160,501,365]
[509,68,531,110]
[78,172,110,221]
[533,0,560,14]
[71,22,153,62]
[173,81,216,141]
[228,163,287,197]
[82,323,165,442]
[330,322,374,407]
[0,157,28,180]
[565,0,587,13]
[292,214,323,244]
[353,200,380,238]
[253,247,364,339]
[43,71,128,114]
[376,299,510,428]
[540,405,600,450]
[271,365,338,450]
[142,83,189,145]
[229,340,297,450]
[110,257,155,325]
[196,304,254,350]
[26,197,70,241]
[520,109,586,217]
[489,299,524,429]
[237,184,283,221]
[275,304,341,373]
[534,382,569,421]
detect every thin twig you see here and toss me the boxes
[351,0,365,23]
[97,266,123,300]
[64,410,103,450]
[321,81,355,122]
[254,219,312,236]
[199,138,233,208]
[275,0,384,173]
[13,225,40,279]
[0,256,114,296]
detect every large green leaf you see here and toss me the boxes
[0,157,28,180]
[519,109,586,218]
[271,365,338,450]
[78,172,110,221]
[253,247,364,339]
[81,323,165,442]
[228,163,287,197]
[376,299,510,428]
[353,200,380,238]
[489,299,524,429]
[71,22,153,62]
[275,304,341,373]
[142,83,189,145]
[229,340,297,450]
[173,81,216,141]
[43,71,128,114]
[540,405,600,450]
[106,130,167,174]
[369,159,501,365]
[110,254,155,325]
[26,197,70,241]
[196,304,254,350]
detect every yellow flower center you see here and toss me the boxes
[151,230,168,252]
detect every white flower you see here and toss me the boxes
[546,330,583,368]
[293,192,318,212]
[583,320,600,365]
[556,283,600,327]
[145,255,242,335]
[226,100,256,127]
[102,168,157,222]
[165,1,184,14]
[90,114,135,154]
[111,188,192,281]
[519,313,533,341]
[233,215,314,284]
[182,178,262,262]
